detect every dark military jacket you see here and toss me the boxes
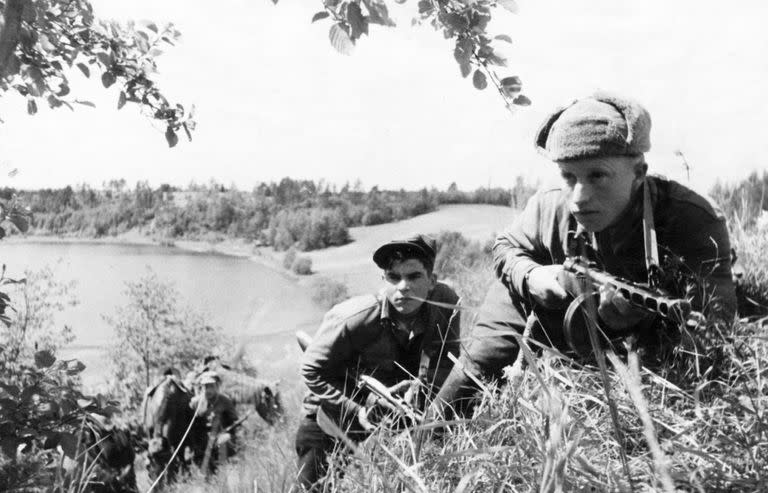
[191,393,238,432]
[471,175,735,376]
[495,175,735,318]
[300,282,460,420]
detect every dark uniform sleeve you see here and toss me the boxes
[493,191,556,296]
[300,305,363,419]
[221,397,238,430]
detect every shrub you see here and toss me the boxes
[434,231,495,315]
[310,276,349,309]
[282,247,297,270]
[291,256,313,276]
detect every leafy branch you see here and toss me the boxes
[0,0,193,146]
[303,0,530,111]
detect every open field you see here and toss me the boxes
[295,204,515,295]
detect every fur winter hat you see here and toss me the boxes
[535,92,652,161]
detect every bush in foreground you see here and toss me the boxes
[310,276,349,309]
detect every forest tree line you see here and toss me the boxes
[0,177,537,251]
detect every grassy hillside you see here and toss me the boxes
[299,204,515,295]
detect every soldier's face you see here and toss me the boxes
[558,156,646,233]
[383,258,436,316]
[203,382,218,400]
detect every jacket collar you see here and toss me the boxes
[378,289,431,339]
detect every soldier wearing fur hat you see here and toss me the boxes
[294,234,461,491]
[434,92,737,415]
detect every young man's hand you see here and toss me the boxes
[357,406,377,431]
[597,284,655,330]
[215,432,232,446]
[526,265,569,309]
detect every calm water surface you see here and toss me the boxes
[0,241,324,385]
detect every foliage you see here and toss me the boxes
[0,0,192,145]
[310,276,349,309]
[291,256,313,275]
[316,313,768,492]
[710,171,768,317]
[104,269,226,406]
[282,247,297,270]
[1,264,78,365]
[13,178,534,251]
[434,230,494,315]
[0,347,122,492]
[268,208,350,251]
[729,214,768,319]
[439,178,537,209]
[302,0,531,112]
[710,170,768,228]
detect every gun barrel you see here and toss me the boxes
[563,258,692,322]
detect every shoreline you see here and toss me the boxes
[5,232,299,281]
[6,203,516,295]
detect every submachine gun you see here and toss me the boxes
[357,375,424,425]
[560,256,705,356]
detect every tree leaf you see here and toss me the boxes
[76,63,90,78]
[513,94,531,106]
[329,23,354,55]
[96,52,113,67]
[346,2,367,40]
[454,37,474,65]
[443,12,469,32]
[74,100,95,108]
[498,0,519,14]
[311,11,330,23]
[143,21,158,33]
[26,98,37,115]
[459,61,471,78]
[494,34,513,43]
[469,8,490,32]
[472,69,487,90]
[34,350,56,368]
[500,75,522,95]
[117,91,126,110]
[101,71,116,88]
[165,126,179,148]
[417,0,433,14]
[363,0,395,27]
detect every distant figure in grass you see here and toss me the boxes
[189,370,239,473]
[294,234,461,492]
[435,92,737,416]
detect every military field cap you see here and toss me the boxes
[535,92,652,161]
[373,234,437,269]
[198,371,220,385]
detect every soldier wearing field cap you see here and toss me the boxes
[294,234,461,491]
[190,370,238,472]
[434,92,736,415]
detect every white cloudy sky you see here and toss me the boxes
[0,0,766,193]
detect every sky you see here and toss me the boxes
[0,0,766,194]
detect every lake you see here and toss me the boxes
[0,240,325,387]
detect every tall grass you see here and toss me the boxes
[162,212,768,492]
